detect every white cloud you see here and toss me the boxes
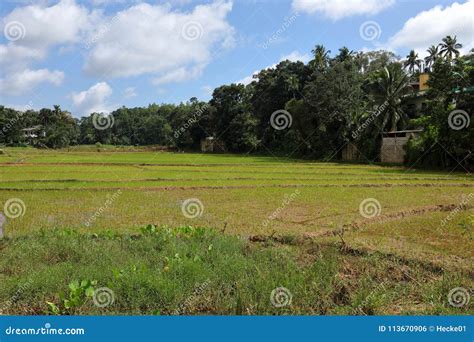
[0,44,46,71]
[236,50,310,85]
[292,0,395,20]
[281,50,311,63]
[122,87,137,99]
[0,68,64,96]
[0,0,96,95]
[2,0,94,48]
[387,0,474,56]
[84,1,235,83]
[151,65,204,85]
[71,82,113,116]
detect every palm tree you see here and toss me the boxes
[424,45,439,71]
[367,63,412,132]
[311,44,331,70]
[285,75,300,99]
[438,35,462,60]
[404,50,421,74]
[336,46,354,62]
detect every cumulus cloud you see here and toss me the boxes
[236,50,310,85]
[71,82,113,116]
[0,68,64,96]
[292,0,395,20]
[281,50,311,63]
[84,1,235,82]
[0,0,96,95]
[2,0,94,48]
[387,0,474,56]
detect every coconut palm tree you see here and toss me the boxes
[438,35,462,60]
[335,46,354,62]
[311,44,331,70]
[404,50,421,74]
[367,63,412,132]
[424,45,439,71]
[285,75,300,99]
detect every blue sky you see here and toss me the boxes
[1,0,473,117]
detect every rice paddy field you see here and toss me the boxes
[0,146,473,315]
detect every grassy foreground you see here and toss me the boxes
[0,226,471,315]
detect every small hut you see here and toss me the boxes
[381,130,422,164]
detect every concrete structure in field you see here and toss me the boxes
[200,137,226,153]
[381,130,422,164]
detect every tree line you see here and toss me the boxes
[0,35,472,169]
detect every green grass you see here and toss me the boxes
[0,146,472,315]
[0,226,471,315]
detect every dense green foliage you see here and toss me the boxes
[0,37,472,169]
[0,226,470,315]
